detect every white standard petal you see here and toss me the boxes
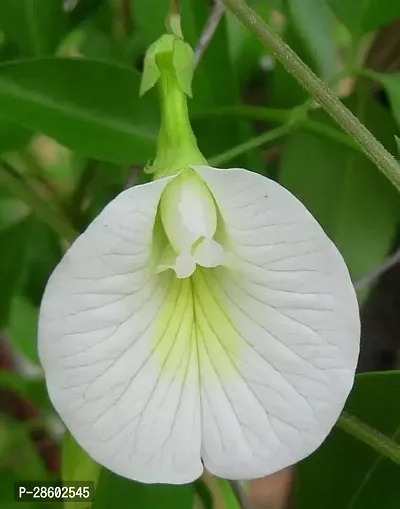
[191,165,360,480]
[38,176,203,484]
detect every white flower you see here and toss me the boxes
[38,165,360,485]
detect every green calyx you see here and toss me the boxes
[140,33,207,179]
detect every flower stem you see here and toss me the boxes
[220,0,400,192]
[337,411,400,465]
[0,161,77,243]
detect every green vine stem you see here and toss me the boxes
[196,105,360,152]
[210,123,292,165]
[220,0,400,192]
[338,412,400,465]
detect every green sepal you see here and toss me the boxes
[140,34,194,97]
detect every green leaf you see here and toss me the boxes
[0,0,68,56]
[297,371,400,509]
[268,1,331,107]
[92,470,194,509]
[79,28,130,65]
[269,25,311,108]
[287,0,338,82]
[7,296,39,365]
[0,220,30,329]
[0,58,158,165]
[226,1,270,86]
[328,0,400,39]
[371,73,400,130]
[0,114,31,153]
[279,93,400,283]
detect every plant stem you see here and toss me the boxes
[0,162,77,243]
[219,0,400,192]
[338,411,400,465]
[209,123,292,165]
[196,105,361,152]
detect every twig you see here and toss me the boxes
[194,1,226,67]
[354,247,400,290]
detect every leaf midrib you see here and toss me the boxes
[0,80,157,142]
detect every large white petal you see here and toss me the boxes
[38,177,203,484]
[193,165,360,479]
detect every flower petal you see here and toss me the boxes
[38,177,203,484]
[193,165,360,479]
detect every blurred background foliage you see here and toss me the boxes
[0,0,400,507]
